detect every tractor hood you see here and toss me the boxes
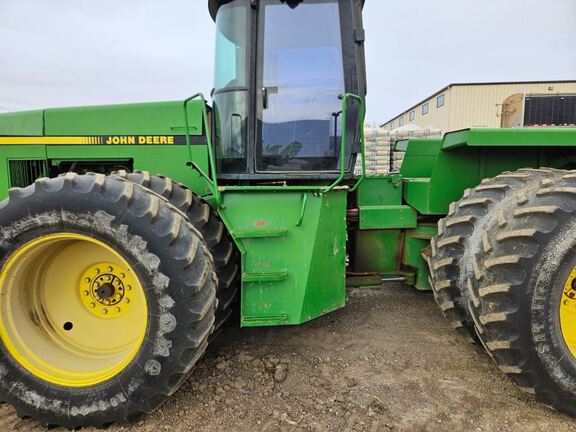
[0,100,206,137]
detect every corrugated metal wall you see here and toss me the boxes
[381,82,576,134]
[449,82,576,130]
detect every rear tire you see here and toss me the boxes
[113,171,240,330]
[0,173,216,428]
[429,168,561,336]
[468,171,576,416]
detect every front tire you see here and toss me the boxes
[112,171,240,330]
[0,173,216,428]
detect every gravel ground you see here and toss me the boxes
[2,283,576,431]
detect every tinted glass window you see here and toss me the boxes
[214,2,248,90]
[257,0,346,172]
[213,1,250,174]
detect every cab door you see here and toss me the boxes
[255,0,346,173]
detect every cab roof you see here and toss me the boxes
[209,0,364,20]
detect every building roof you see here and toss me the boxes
[380,80,576,127]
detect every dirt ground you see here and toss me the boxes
[2,283,576,432]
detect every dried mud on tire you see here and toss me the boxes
[1,284,574,432]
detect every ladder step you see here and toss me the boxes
[233,229,288,239]
[243,271,288,282]
[242,313,288,326]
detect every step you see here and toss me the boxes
[242,271,288,283]
[232,228,288,239]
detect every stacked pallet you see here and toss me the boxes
[354,125,441,176]
[355,126,393,176]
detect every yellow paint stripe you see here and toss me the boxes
[0,137,95,145]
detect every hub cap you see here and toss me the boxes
[0,233,148,387]
[80,262,136,318]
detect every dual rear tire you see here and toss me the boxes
[430,168,576,416]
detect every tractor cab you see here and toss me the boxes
[208,0,366,181]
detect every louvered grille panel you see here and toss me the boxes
[524,95,576,126]
[9,160,49,188]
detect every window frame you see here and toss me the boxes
[409,110,415,122]
[255,0,347,174]
[437,94,445,108]
[422,103,429,116]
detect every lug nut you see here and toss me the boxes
[85,277,91,283]
[120,273,125,279]
[102,308,109,314]
[115,307,121,313]
[83,290,89,297]
[127,285,132,291]
[90,302,96,308]
[124,298,130,304]
[107,266,113,272]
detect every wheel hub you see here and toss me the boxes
[563,269,576,304]
[0,233,147,387]
[80,262,135,318]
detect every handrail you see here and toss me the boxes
[322,93,366,193]
[349,94,367,192]
[183,93,222,206]
[183,92,365,202]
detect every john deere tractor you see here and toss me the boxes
[0,0,575,428]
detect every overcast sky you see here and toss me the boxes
[0,0,574,123]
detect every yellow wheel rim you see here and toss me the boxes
[561,267,576,357]
[0,233,148,387]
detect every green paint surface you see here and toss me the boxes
[0,101,204,137]
[218,190,348,327]
[0,111,45,136]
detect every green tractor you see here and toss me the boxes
[0,0,575,428]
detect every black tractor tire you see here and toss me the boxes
[113,171,240,331]
[429,168,561,337]
[468,171,576,416]
[0,173,217,429]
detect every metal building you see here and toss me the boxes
[381,80,576,134]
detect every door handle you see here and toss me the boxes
[262,87,278,110]
[262,87,269,109]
